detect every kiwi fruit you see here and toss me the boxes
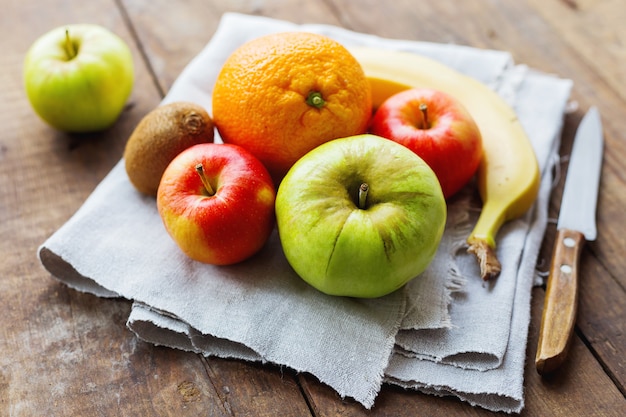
[124,101,215,196]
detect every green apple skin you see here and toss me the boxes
[23,24,134,132]
[275,134,447,298]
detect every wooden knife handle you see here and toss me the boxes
[535,228,585,375]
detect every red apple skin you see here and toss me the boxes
[157,143,276,265]
[369,88,483,199]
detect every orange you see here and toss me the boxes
[212,32,372,184]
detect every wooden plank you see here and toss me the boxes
[1,287,231,416]
[525,0,626,105]
[299,374,495,416]
[118,0,344,95]
[200,358,312,417]
[575,252,626,393]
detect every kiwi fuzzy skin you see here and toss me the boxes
[124,101,215,196]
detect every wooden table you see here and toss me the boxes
[2,1,625,415]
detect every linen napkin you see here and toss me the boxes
[38,13,572,413]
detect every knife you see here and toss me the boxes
[535,106,603,375]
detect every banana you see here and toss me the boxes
[349,46,541,280]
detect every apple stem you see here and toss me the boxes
[195,163,215,196]
[64,28,77,60]
[358,183,369,209]
[419,103,429,129]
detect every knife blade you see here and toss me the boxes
[535,106,604,375]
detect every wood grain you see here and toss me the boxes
[118,0,343,94]
[1,0,625,415]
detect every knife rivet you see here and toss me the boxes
[563,237,576,248]
[560,264,572,274]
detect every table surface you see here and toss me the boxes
[2,1,625,416]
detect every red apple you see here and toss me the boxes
[157,143,276,265]
[369,88,483,199]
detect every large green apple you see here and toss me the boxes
[275,134,447,298]
[23,24,134,132]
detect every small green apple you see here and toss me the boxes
[275,134,447,298]
[23,24,134,132]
